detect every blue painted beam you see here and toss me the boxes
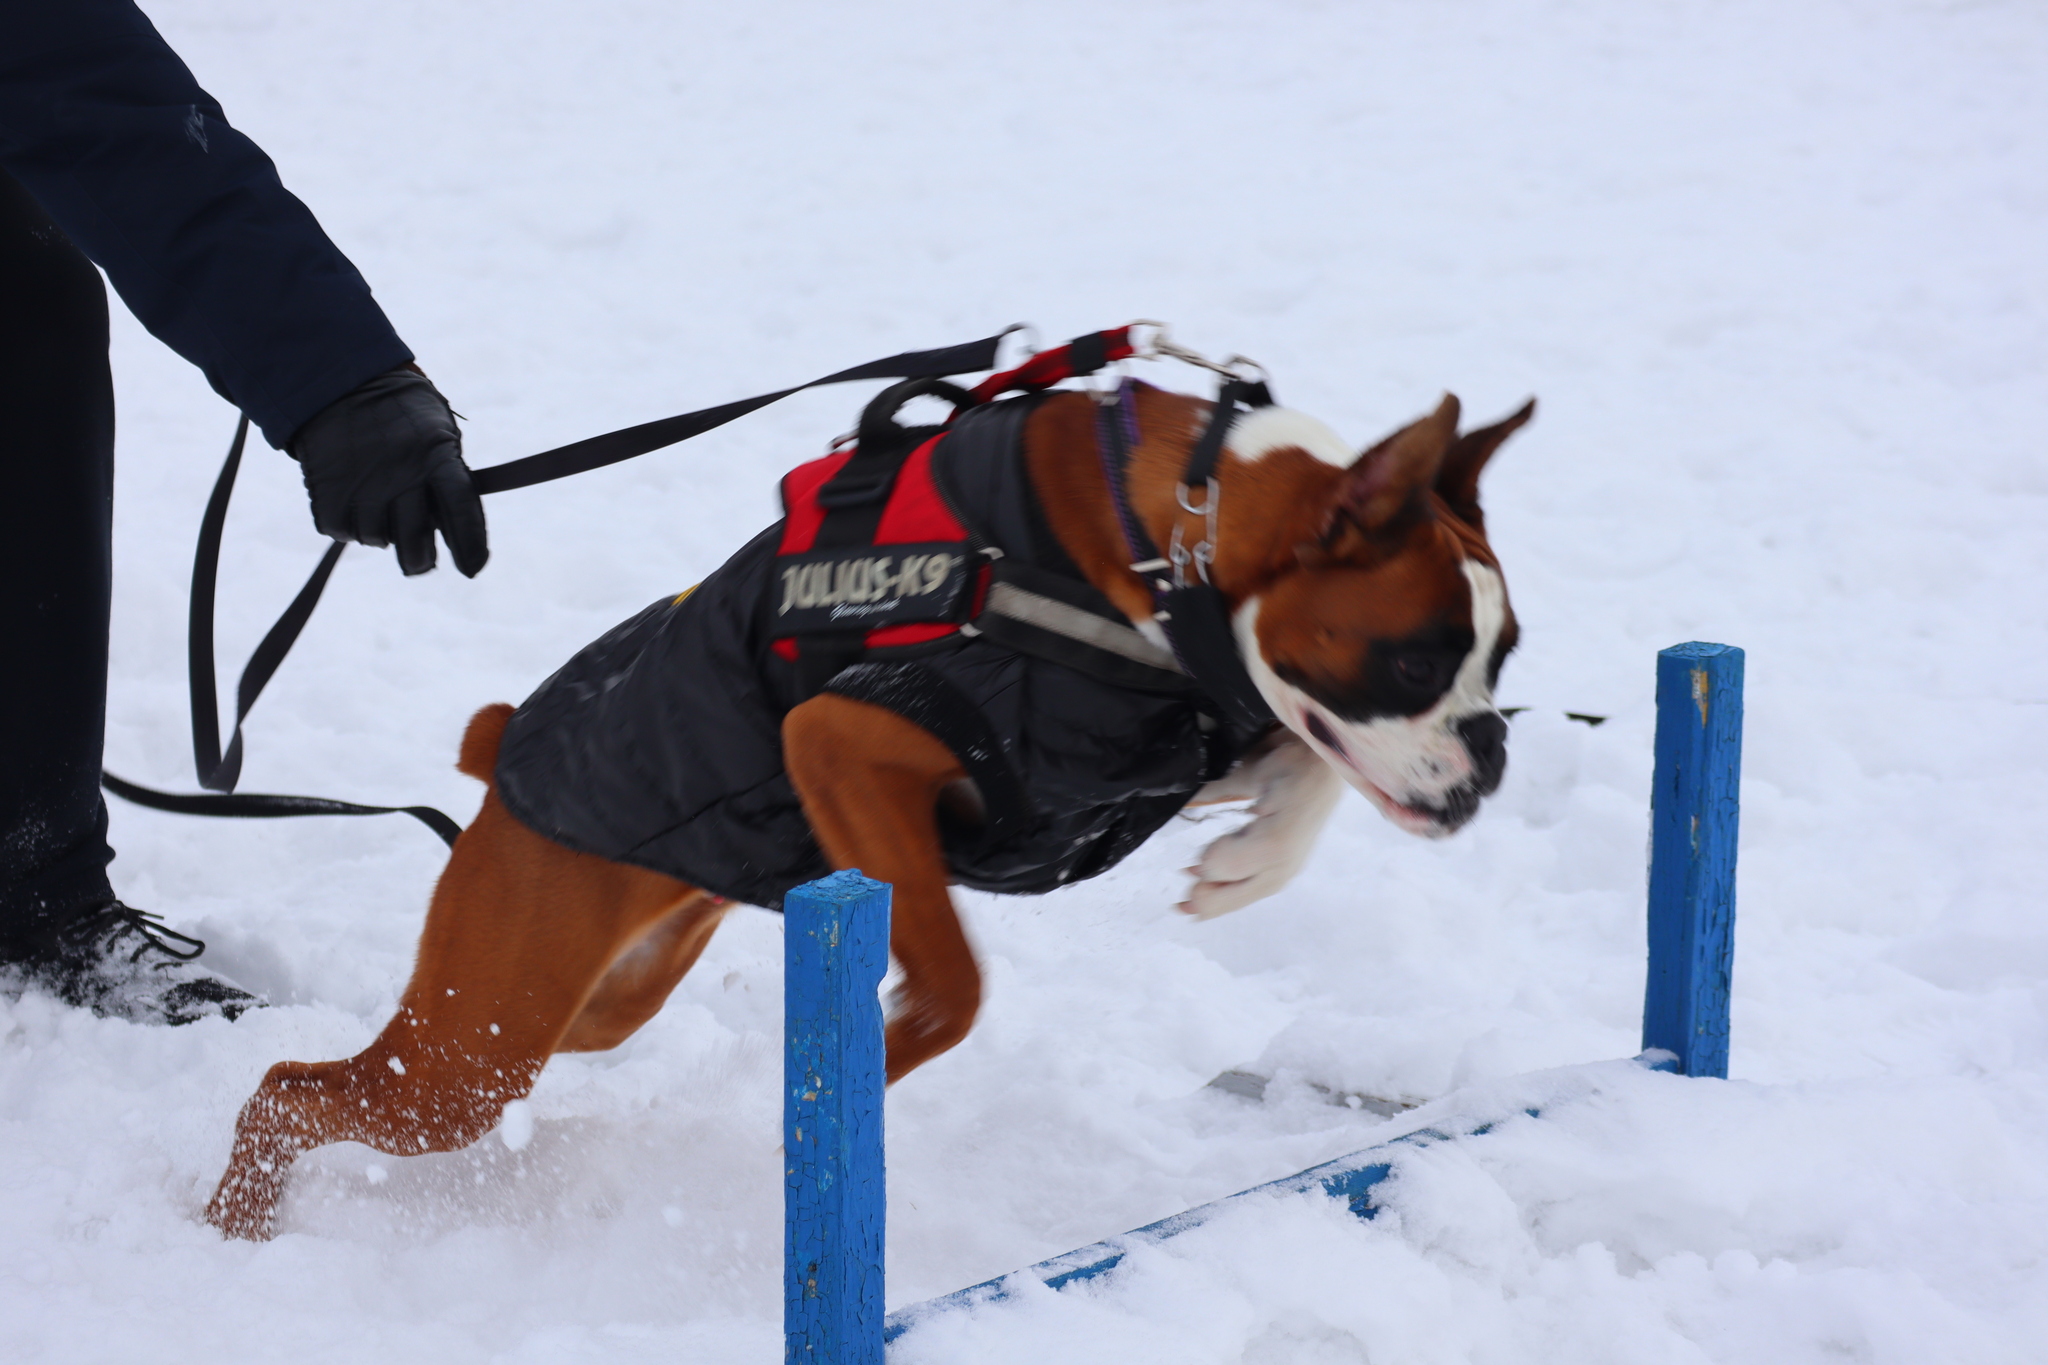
[1641,642,1745,1079]
[786,870,892,1365]
[882,1112,1528,1347]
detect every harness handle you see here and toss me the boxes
[855,377,978,447]
[813,377,983,511]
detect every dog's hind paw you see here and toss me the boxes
[203,1184,278,1242]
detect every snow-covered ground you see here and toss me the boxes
[5,1,2045,1360]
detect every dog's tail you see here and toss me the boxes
[457,703,517,783]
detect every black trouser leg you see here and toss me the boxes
[0,169,117,950]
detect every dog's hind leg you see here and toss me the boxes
[556,890,729,1053]
[204,775,700,1240]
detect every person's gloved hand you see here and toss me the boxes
[288,367,489,577]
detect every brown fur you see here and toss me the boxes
[1253,524,1477,695]
[205,727,725,1237]
[456,701,514,780]
[205,382,1523,1241]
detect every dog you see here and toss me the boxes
[203,364,1532,1240]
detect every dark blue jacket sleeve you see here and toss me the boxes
[0,0,413,447]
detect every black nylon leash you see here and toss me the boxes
[102,328,1019,845]
[101,771,465,846]
[471,332,1016,494]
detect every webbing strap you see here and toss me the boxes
[1093,380,1278,733]
[823,661,1031,850]
[104,328,1022,843]
[1182,377,1273,487]
[102,412,392,839]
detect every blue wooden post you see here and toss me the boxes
[785,870,891,1365]
[1641,642,1744,1078]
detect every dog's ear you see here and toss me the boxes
[1434,399,1535,530]
[1325,394,1461,540]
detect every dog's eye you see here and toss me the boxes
[1394,654,1444,689]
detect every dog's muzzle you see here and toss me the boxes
[1411,712,1508,833]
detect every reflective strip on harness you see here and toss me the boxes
[981,581,1181,676]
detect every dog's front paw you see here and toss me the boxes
[1180,869,1292,921]
[1178,741,1344,921]
[1179,819,1315,920]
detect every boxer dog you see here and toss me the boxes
[205,373,1532,1240]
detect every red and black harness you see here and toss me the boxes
[770,329,1278,731]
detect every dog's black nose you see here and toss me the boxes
[1455,711,1508,794]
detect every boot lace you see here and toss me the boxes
[71,901,207,964]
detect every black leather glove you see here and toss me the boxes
[288,367,489,577]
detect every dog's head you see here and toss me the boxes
[1231,395,1533,837]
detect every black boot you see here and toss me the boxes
[0,900,263,1025]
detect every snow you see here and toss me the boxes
[5,0,2046,1360]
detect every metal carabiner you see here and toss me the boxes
[1129,321,1268,388]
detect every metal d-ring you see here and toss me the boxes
[998,321,1042,363]
[1216,353,1271,386]
[1171,477,1220,587]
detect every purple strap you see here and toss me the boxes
[1092,380,1164,586]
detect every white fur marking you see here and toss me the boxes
[1226,406,1355,468]
[1446,560,1506,717]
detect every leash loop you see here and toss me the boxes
[101,771,463,848]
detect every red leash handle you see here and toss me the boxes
[968,327,1136,405]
